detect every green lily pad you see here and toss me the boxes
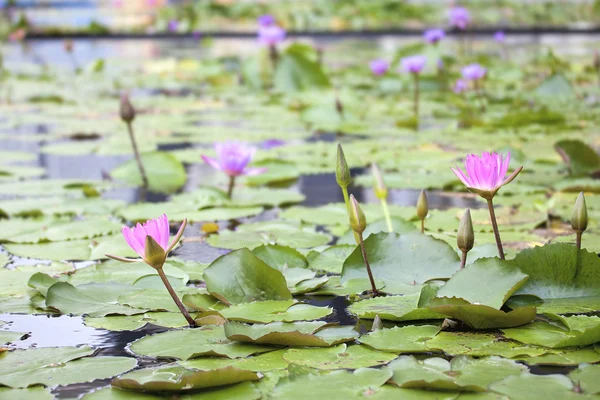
[554,139,600,177]
[430,299,536,329]
[0,346,136,388]
[117,288,202,313]
[510,244,600,314]
[224,321,358,347]
[0,331,26,345]
[502,316,600,348]
[203,249,292,305]
[348,294,446,322]
[282,344,397,370]
[111,365,260,392]
[252,245,308,270]
[83,381,261,399]
[516,348,600,366]
[569,363,600,394]
[46,282,147,317]
[341,233,460,294]
[179,349,289,372]
[3,217,122,244]
[489,373,579,400]
[358,325,442,353]
[0,263,74,297]
[433,258,529,309]
[129,326,275,360]
[84,312,192,331]
[182,293,223,312]
[388,355,526,391]
[425,331,548,358]
[218,300,332,323]
[0,387,53,400]
[269,368,392,399]
[306,245,355,274]
[110,151,187,194]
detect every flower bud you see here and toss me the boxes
[335,96,344,117]
[144,235,167,269]
[371,315,383,331]
[336,144,351,188]
[349,194,366,234]
[457,209,474,253]
[120,92,136,123]
[64,39,73,53]
[371,163,388,200]
[571,192,588,233]
[417,190,428,220]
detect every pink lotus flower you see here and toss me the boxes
[454,79,468,93]
[461,63,486,81]
[8,28,26,42]
[258,25,286,46]
[449,7,470,30]
[201,141,266,177]
[424,29,445,44]
[369,59,389,76]
[107,214,186,270]
[451,152,523,199]
[258,14,275,27]
[401,55,427,74]
[494,31,506,43]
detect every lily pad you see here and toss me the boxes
[516,348,600,366]
[0,387,53,400]
[110,151,187,194]
[569,363,600,394]
[224,321,358,347]
[179,349,289,372]
[203,249,292,305]
[282,344,397,370]
[84,312,192,331]
[502,315,600,348]
[218,300,332,323]
[341,233,460,294]
[489,373,579,400]
[306,245,355,274]
[430,300,536,329]
[129,326,274,360]
[348,293,446,322]
[83,381,261,399]
[358,325,442,354]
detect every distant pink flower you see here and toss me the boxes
[202,141,266,177]
[454,79,468,93]
[8,28,26,42]
[146,0,159,6]
[451,152,523,199]
[401,55,427,74]
[168,19,178,32]
[258,14,275,27]
[424,29,445,44]
[461,63,486,81]
[111,214,187,269]
[261,139,285,150]
[449,7,470,30]
[258,25,286,46]
[192,30,202,40]
[369,59,389,76]
[494,31,505,43]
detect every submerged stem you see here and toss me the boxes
[157,268,197,328]
[126,121,149,191]
[460,250,468,269]
[358,233,379,297]
[487,198,505,260]
[380,198,393,233]
[227,175,236,199]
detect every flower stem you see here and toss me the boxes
[413,73,420,123]
[125,121,149,191]
[473,80,486,111]
[380,198,393,233]
[269,45,278,71]
[341,186,350,210]
[576,231,582,250]
[227,175,236,199]
[460,250,468,269]
[157,267,197,328]
[420,218,425,234]
[487,198,505,260]
[358,232,379,296]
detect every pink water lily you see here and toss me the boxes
[107,214,186,270]
[401,55,427,74]
[369,59,389,76]
[258,25,286,46]
[451,152,522,199]
[202,141,266,177]
[424,29,445,44]
[449,7,471,30]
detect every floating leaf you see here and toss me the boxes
[516,348,600,366]
[252,245,308,270]
[282,344,396,370]
[489,373,578,400]
[306,245,355,274]
[358,325,442,354]
[430,299,536,329]
[218,300,332,323]
[569,363,600,394]
[502,316,600,348]
[348,293,445,322]
[110,151,186,194]
[554,139,600,177]
[179,349,289,372]
[83,381,261,399]
[0,387,53,400]
[84,312,192,331]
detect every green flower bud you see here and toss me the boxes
[371,163,388,200]
[371,315,383,331]
[571,192,588,233]
[349,194,366,234]
[120,93,136,123]
[417,190,428,220]
[336,144,352,188]
[457,209,474,253]
[144,235,167,269]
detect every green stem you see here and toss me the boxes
[227,175,236,199]
[157,268,197,328]
[341,186,350,210]
[413,73,420,123]
[126,121,149,191]
[460,251,468,269]
[359,233,379,297]
[576,231,582,250]
[420,218,425,234]
[487,198,505,260]
[380,198,393,233]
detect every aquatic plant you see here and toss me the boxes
[349,195,378,296]
[449,7,471,30]
[452,152,523,259]
[571,192,588,250]
[457,209,474,268]
[369,59,389,76]
[119,93,149,193]
[424,28,445,44]
[371,163,392,232]
[400,55,426,121]
[416,190,428,233]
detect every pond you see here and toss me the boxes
[0,21,599,400]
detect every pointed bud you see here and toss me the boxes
[417,190,428,219]
[349,194,366,234]
[371,163,388,200]
[64,39,73,53]
[119,92,136,123]
[571,192,588,233]
[371,315,383,331]
[335,96,344,116]
[336,144,351,188]
[457,209,474,253]
[144,235,167,269]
